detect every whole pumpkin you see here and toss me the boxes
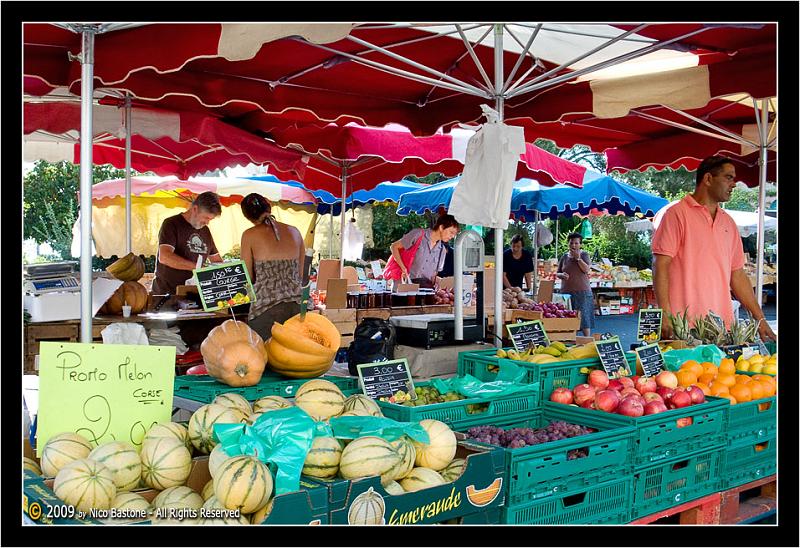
[200,320,268,387]
[101,281,149,314]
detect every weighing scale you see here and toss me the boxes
[24,262,82,322]
[389,229,487,349]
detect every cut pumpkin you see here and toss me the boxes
[266,313,339,378]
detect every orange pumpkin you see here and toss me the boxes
[200,320,268,387]
[102,281,149,314]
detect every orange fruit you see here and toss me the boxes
[702,362,719,376]
[734,374,752,384]
[752,374,776,387]
[718,358,735,375]
[676,370,697,387]
[693,382,711,396]
[747,381,765,400]
[716,374,736,388]
[719,394,738,405]
[681,360,704,377]
[729,384,752,403]
[709,382,730,396]
[755,380,775,397]
[698,372,717,386]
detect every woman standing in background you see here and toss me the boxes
[557,232,595,336]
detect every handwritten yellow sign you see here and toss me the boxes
[37,342,176,455]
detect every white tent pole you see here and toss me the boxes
[493,24,505,348]
[533,212,539,295]
[554,217,559,263]
[124,95,132,254]
[78,28,96,343]
[340,165,348,274]
[755,98,769,308]
[329,212,334,258]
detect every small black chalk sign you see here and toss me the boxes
[635,343,665,377]
[595,337,630,378]
[194,260,255,312]
[506,320,550,352]
[357,359,416,401]
[637,309,663,342]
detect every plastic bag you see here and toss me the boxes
[328,416,429,444]
[213,407,317,496]
[663,344,727,371]
[101,323,149,345]
[430,372,538,399]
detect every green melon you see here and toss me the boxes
[302,436,343,479]
[40,432,93,477]
[339,436,401,485]
[388,436,416,481]
[399,467,446,493]
[188,403,242,454]
[342,394,383,417]
[294,379,345,420]
[252,395,293,413]
[140,437,192,490]
[214,455,273,514]
[53,458,116,513]
[88,441,142,491]
[143,422,191,452]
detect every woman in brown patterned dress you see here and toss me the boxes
[240,193,305,340]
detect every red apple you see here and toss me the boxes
[685,385,706,405]
[655,370,679,389]
[617,397,644,417]
[607,379,624,392]
[588,369,610,390]
[656,387,675,402]
[579,399,596,409]
[631,375,640,385]
[635,376,658,395]
[572,384,596,406]
[620,387,641,399]
[618,376,635,390]
[676,417,694,427]
[644,401,669,415]
[669,390,692,409]
[549,387,574,405]
[643,392,664,404]
[595,390,621,413]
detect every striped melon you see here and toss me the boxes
[342,394,383,417]
[88,441,142,491]
[413,419,457,470]
[23,457,42,475]
[294,379,345,420]
[347,487,386,525]
[40,432,93,477]
[200,495,250,525]
[384,481,405,496]
[252,395,293,413]
[302,436,343,479]
[140,437,192,490]
[388,436,416,481]
[201,479,215,501]
[188,403,242,454]
[102,492,152,524]
[214,455,273,514]
[212,392,253,415]
[53,458,116,513]
[153,485,204,511]
[338,409,371,417]
[250,498,275,524]
[208,444,233,479]
[399,467,446,493]
[339,436,401,485]
[143,422,191,452]
[439,458,467,482]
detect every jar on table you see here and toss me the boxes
[357,291,369,309]
[347,292,359,309]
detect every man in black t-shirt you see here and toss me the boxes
[502,234,535,290]
[152,192,224,295]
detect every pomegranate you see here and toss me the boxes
[573,384,596,406]
[670,390,692,409]
[635,376,657,395]
[549,387,574,405]
[644,401,668,415]
[655,370,679,389]
[607,379,624,392]
[588,369,610,390]
[618,376,635,390]
[643,392,664,404]
[685,385,706,405]
[617,397,644,417]
[595,390,621,413]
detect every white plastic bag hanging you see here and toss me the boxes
[342,219,365,261]
[101,323,150,345]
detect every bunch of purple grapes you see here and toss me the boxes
[465,421,595,449]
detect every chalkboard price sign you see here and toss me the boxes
[357,359,416,402]
[595,336,631,378]
[193,261,256,312]
[635,343,665,377]
[506,320,550,352]
[637,309,663,342]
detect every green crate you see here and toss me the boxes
[501,477,632,524]
[723,436,777,490]
[458,407,636,506]
[457,348,638,398]
[764,341,776,355]
[543,397,729,470]
[442,507,502,524]
[376,379,540,431]
[726,396,776,446]
[631,447,725,520]
[257,478,330,525]
[173,373,359,403]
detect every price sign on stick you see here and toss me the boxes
[37,342,176,455]
[637,309,663,342]
[194,260,256,312]
[635,343,665,377]
[357,359,416,402]
[595,337,631,378]
[506,320,550,352]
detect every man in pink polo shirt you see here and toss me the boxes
[652,156,775,341]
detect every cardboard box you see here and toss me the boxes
[356,308,391,322]
[319,308,357,323]
[599,307,611,316]
[332,321,358,335]
[339,334,354,349]
[540,315,581,332]
[316,259,342,292]
[325,278,348,309]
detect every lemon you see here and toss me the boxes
[736,361,751,372]
[748,354,765,365]
[763,364,777,375]
[749,363,764,374]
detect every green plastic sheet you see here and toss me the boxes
[328,416,429,444]
[663,344,727,371]
[430,372,538,399]
[213,407,320,496]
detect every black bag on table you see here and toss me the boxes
[347,318,397,376]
